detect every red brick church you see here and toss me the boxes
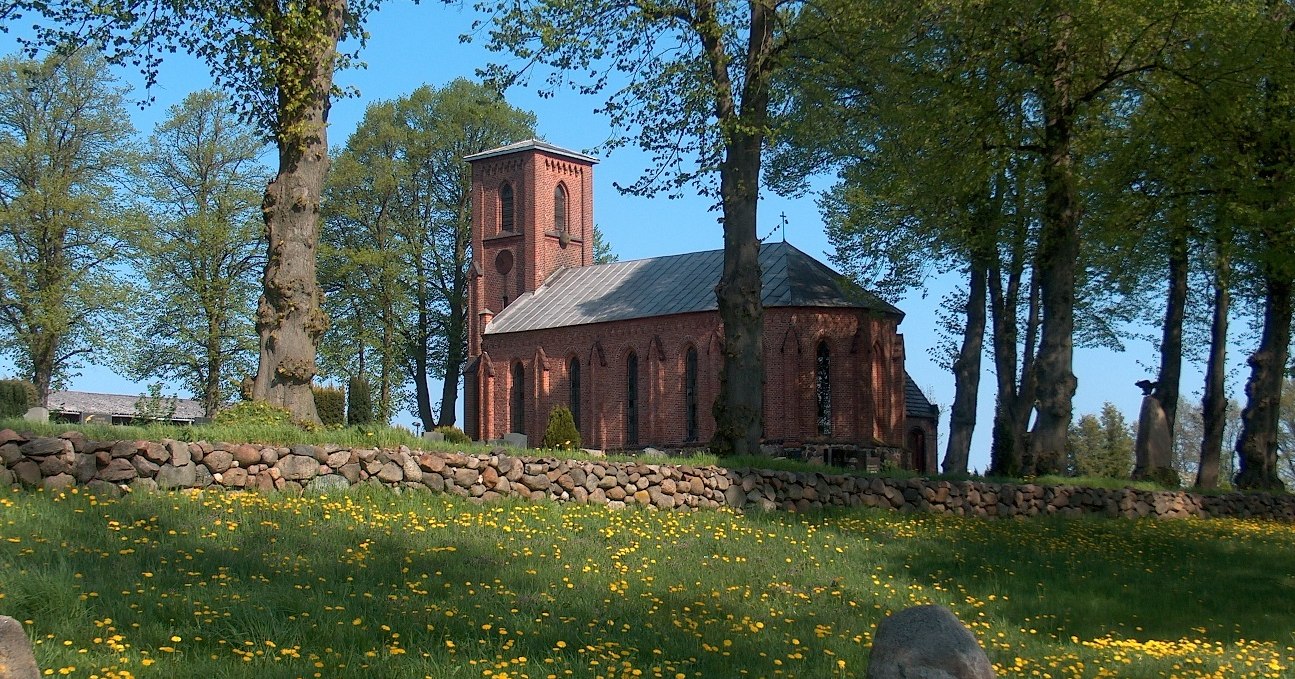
[462,140,938,471]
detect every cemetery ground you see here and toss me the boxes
[1,476,1293,679]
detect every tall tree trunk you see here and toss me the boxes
[713,131,765,456]
[203,311,223,418]
[944,261,987,474]
[705,0,774,457]
[1028,33,1080,477]
[1136,226,1187,484]
[250,0,345,424]
[411,303,437,430]
[1234,274,1291,491]
[31,335,56,407]
[1197,242,1230,489]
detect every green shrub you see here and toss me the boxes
[347,375,374,426]
[542,404,581,450]
[213,400,295,427]
[0,379,36,418]
[313,385,345,427]
[433,425,471,445]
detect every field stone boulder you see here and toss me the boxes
[0,443,20,465]
[0,468,13,486]
[0,429,23,446]
[156,463,196,489]
[0,614,40,679]
[275,454,319,481]
[232,444,262,467]
[84,479,124,498]
[12,460,40,487]
[203,450,234,474]
[867,605,995,679]
[19,437,65,457]
[98,458,138,482]
[306,474,350,494]
[42,473,75,492]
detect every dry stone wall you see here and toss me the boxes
[2,429,1293,521]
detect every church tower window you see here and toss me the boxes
[554,183,568,234]
[500,182,515,232]
[816,341,832,436]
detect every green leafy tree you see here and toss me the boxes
[18,0,386,422]
[0,50,136,405]
[321,79,535,428]
[123,89,267,418]
[1067,403,1134,479]
[478,0,805,455]
[132,383,179,424]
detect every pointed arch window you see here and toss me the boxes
[816,341,832,436]
[685,347,698,442]
[511,361,525,434]
[553,183,568,234]
[500,182,515,232]
[626,351,639,446]
[568,356,581,433]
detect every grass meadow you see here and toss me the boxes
[1,486,1293,678]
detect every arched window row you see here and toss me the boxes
[554,183,568,234]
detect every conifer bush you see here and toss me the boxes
[0,379,36,419]
[542,404,581,450]
[313,386,346,427]
[347,375,374,426]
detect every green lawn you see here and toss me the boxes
[0,486,1292,678]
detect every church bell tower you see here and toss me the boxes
[463,140,597,439]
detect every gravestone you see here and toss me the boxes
[422,431,445,442]
[0,614,39,679]
[867,605,995,679]
[502,432,528,448]
[1133,394,1177,485]
[20,407,46,424]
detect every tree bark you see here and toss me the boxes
[712,129,765,456]
[1196,243,1230,489]
[703,0,774,457]
[1027,26,1080,477]
[943,261,987,474]
[1234,274,1291,491]
[250,0,345,424]
[411,304,435,430]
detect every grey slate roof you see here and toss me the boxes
[464,139,598,164]
[904,374,938,419]
[486,241,902,335]
[47,390,205,422]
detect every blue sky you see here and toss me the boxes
[0,3,1248,472]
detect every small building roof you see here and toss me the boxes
[464,139,599,165]
[47,390,205,422]
[904,374,938,419]
[485,241,901,335]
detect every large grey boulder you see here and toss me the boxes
[21,407,47,424]
[867,605,995,679]
[0,614,40,678]
[156,462,197,489]
[502,432,528,448]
